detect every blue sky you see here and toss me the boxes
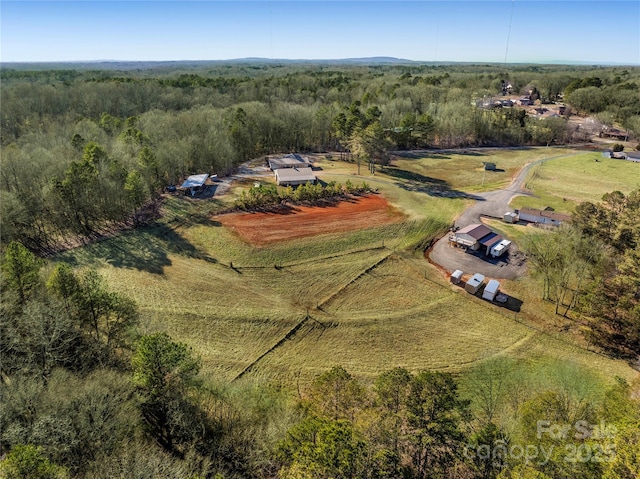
[2,1,639,64]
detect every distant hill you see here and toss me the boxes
[0,57,419,71]
[2,57,638,71]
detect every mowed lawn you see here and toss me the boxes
[511,152,640,213]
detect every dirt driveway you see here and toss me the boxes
[428,153,579,280]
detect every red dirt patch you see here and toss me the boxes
[217,195,405,246]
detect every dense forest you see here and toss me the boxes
[1,63,639,251]
[1,62,640,478]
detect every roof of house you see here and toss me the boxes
[456,223,493,240]
[180,173,209,189]
[519,207,571,222]
[626,151,640,159]
[269,154,309,169]
[275,167,316,182]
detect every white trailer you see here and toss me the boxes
[490,240,511,258]
[482,279,500,301]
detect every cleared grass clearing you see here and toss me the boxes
[313,162,470,222]
[53,150,638,388]
[481,218,538,246]
[511,153,640,213]
[389,147,574,192]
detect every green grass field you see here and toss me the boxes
[511,152,640,213]
[387,147,575,192]
[55,149,638,389]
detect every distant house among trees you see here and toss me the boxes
[519,96,534,106]
[599,127,629,141]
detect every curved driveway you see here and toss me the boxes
[428,153,578,280]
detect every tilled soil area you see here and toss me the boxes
[217,194,404,246]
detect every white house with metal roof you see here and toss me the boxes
[275,167,316,186]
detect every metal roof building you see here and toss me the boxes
[179,174,209,196]
[451,224,493,250]
[275,167,317,186]
[268,154,311,170]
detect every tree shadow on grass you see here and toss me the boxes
[384,167,485,200]
[62,223,220,275]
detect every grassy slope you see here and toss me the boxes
[55,150,638,388]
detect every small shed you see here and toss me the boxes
[483,162,497,171]
[465,273,485,294]
[503,212,518,223]
[179,173,209,197]
[450,270,463,285]
[482,279,500,301]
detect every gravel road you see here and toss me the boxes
[428,153,579,280]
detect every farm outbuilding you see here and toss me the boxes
[179,173,209,197]
[268,153,311,170]
[275,167,317,186]
[451,224,492,250]
[479,233,503,255]
[503,212,518,223]
[465,273,485,294]
[482,279,500,301]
